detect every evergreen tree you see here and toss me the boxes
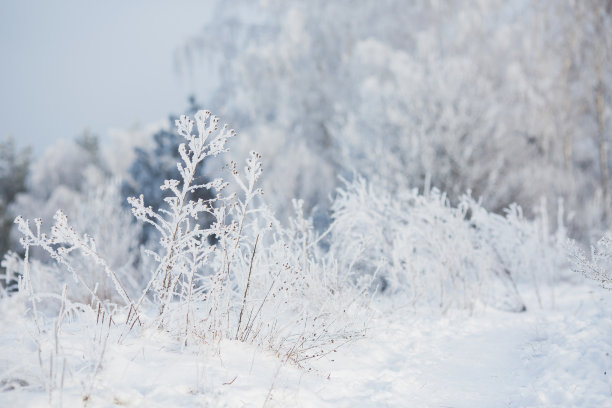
[0,137,30,258]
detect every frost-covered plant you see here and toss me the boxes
[328,177,569,312]
[14,209,134,310]
[229,200,369,361]
[4,181,144,403]
[467,197,570,308]
[330,177,500,312]
[123,97,216,245]
[126,110,244,331]
[9,110,366,371]
[123,111,364,361]
[70,181,144,299]
[569,233,612,290]
[8,181,143,304]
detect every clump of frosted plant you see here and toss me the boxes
[13,210,134,309]
[467,197,569,308]
[8,109,364,367]
[223,199,370,363]
[123,110,363,359]
[329,177,534,312]
[70,180,144,300]
[126,110,267,336]
[569,234,612,290]
[8,179,143,308]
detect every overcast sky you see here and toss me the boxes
[0,0,213,155]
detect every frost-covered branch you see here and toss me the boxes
[568,234,612,290]
[14,211,133,307]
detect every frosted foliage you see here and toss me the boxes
[123,110,363,360]
[329,178,570,311]
[11,139,107,239]
[27,139,105,200]
[229,125,335,226]
[11,181,143,304]
[70,181,144,298]
[569,233,612,290]
[180,0,612,240]
[330,179,494,311]
[104,121,165,178]
[467,198,569,307]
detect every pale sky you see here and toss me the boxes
[0,0,213,155]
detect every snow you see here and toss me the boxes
[315,283,611,407]
[1,280,611,407]
[2,1,612,406]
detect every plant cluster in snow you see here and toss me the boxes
[329,178,569,312]
[4,111,368,397]
[0,108,601,406]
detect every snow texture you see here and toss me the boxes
[0,281,610,407]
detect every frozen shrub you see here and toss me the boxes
[12,180,142,306]
[10,135,108,255]
[69,180,144,300]
[330,178,496,311]
[328,177,570,312]
[467,197,570,307]
[126,110,242,330]
[569,233,612,290]
[229,200,370,359]
[125,110,364,360]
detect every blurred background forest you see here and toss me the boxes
[1,0,611,261]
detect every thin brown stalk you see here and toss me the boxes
[236,234,259,340]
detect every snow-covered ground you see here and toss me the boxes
[323,282,612,407]
[1,279,610,407]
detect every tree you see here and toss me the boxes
[11,133,108,232]
[0,137,30,258]
[176,0,612,242]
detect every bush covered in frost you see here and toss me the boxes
[329,178,569,312]
[569,233,612,290]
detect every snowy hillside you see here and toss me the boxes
[1,278,611,406]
